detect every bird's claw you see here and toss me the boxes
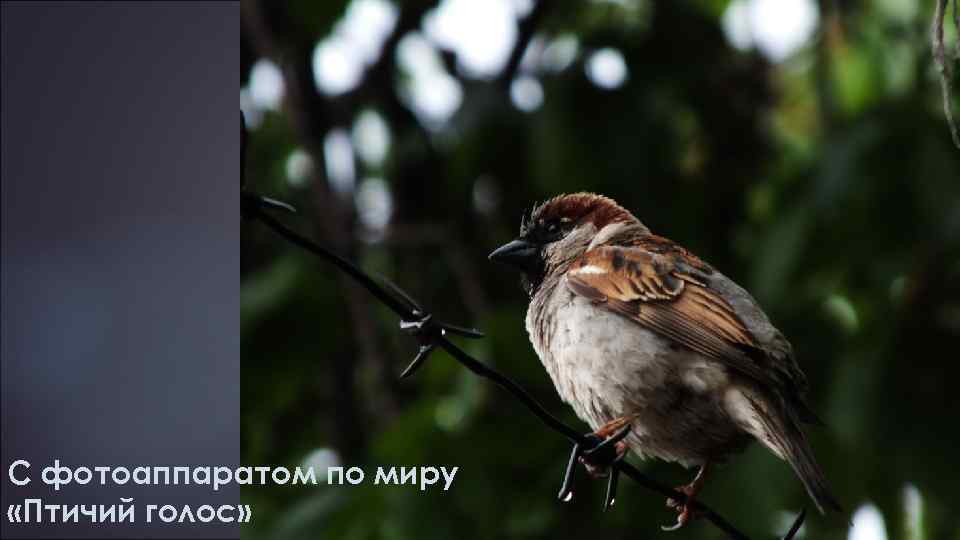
[660,514,688,532]
[661,503,695,531]
[661,501,700,531]
[582,424,631,464]
[661,485,700,532]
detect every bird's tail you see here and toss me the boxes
[753,395,842,514]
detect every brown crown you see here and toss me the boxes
[524,192,638,232]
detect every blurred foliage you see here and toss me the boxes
[241,0,960,538]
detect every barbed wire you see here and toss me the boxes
[241,112,806,540]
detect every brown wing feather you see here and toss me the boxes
[567,244,771,384]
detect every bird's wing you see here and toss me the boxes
[565,237,777,387]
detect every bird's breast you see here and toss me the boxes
[526,283,744,465]
[528,286,684,425]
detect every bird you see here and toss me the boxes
[488,192,841,529]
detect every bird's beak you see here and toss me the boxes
[488,238,539,270]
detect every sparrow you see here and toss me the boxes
[489,192,840,528]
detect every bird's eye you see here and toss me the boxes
[546,222,559,234]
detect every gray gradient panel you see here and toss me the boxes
[1,2,239,538]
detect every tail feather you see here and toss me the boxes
[781,425,842,514]
[749,394,842,514]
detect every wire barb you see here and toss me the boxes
[400,343,435,379]
[603,466,619,512]
[557,443,581,503]
[242,191,297,219]
[557,425,631,512]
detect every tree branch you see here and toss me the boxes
[932,0,960,149]
[499,0,553,90]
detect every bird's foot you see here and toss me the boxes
[594,415,635,438]
[557,420,631,511]
[580,424,630,511]
[661,484,702,531]
[661,464,711,532]
[579,440,628,478]
[580,417,632,478]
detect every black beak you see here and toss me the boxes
[489,238,539,270]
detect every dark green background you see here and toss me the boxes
[241,1,960,538]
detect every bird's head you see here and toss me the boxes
[489,192,647,295]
